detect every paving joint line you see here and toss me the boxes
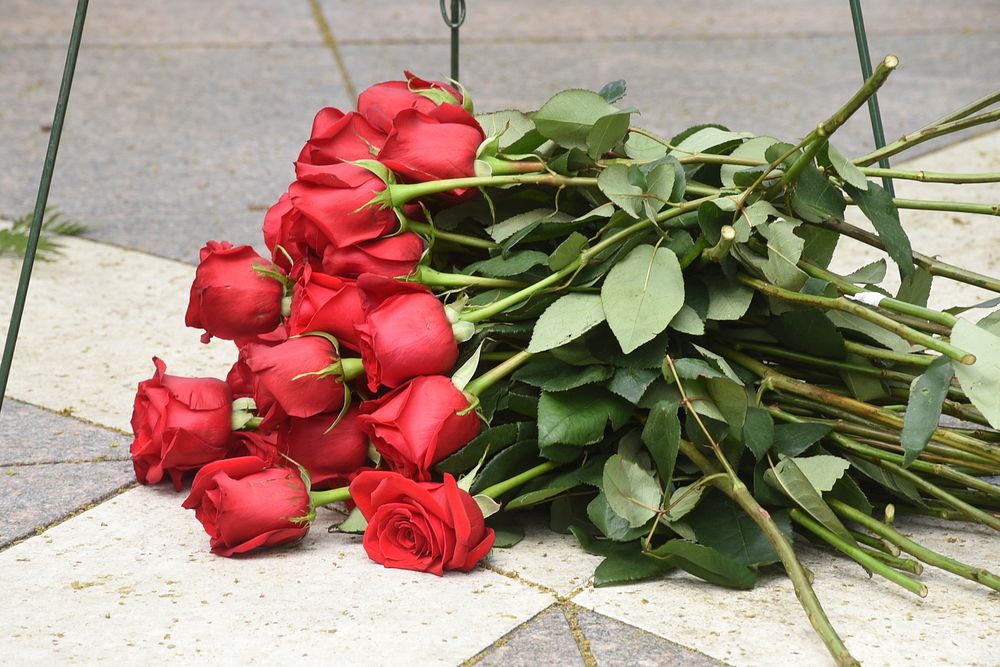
[0,455,131,469]
[0,394,131,437]
[1,41,327,51]
[307,0,357,100]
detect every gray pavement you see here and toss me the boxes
[1,1,999,664]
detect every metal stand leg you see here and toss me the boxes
[440,0,467,83]
[848,0,895,195]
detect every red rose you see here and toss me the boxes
[287,266,365,350]
[378,107,485,193]
[297,108,386,166]
[130,357,234,490]
[350,470,494,575]
[288,162,399,250]
[357,71,462,134]
[263,193,310,272]
[241,407,368,490]
[243,335,348,429]
[184,241,285,344]
[355,273,458,391]
[182,456,311,557]
[320,231,425,279]
[358,375,479,481]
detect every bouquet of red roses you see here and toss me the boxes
[129,63,1000,665]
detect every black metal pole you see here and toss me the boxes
[440,0,466,82]
[848,0,895,195]
[0,0,90,415]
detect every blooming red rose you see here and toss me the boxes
[183,456,311,557]
[320,231,425,279]
[242,335,349,430]
[288,162,399,251]
[287,266,365,350]
[357,71,463,134]
[355,273,458,391]
[297,108,386,166]
[184,241,285,344]
[241,407,368,490]
[357,374,479,481]
[350,470,494,575]
[263,192,310,272]
[130,357,234,491]
[378,106,485,196]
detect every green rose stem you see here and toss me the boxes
[308,486,352,507]
[782,55,899,187]
[404,219,499,250]
[854,108,1000,167]
[819,218,1000,294]
[788,508,928,597]
[458,196,717,324]
[675,437,858,667]
[843,341,935,368]
[463,349,533,397]
[476,461,560,500]
[847,528,901,556]
[384,174,600,208]
[409,265,525,289]
[718,343,1000,464]
[735,275,975,365]
[829,499,1000,592]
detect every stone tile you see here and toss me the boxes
[573,516,1000,666]
[0,234,235,433]
[338,32,1000,160]
[319,1,1000,43]
[573,605,728,667]
[486,520,603,596]
[0,460,133,548]
[0,44,349,262]
[474,604,585,667]
[0,487,555,664]
[1,0,322,46]
[0,399,130,465]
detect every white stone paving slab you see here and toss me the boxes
[0,486,555,666]
[486,521,603,597]
[572,515,1000,667]
[0,233,235,432]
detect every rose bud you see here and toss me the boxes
[357,71,463,134]
[182,456,312,557]
[286,408,369,489]
[184,241,286,344]
[130,357,234,491]
[242,335,363,430]
[263,193,311,272]
[350,470,495,575]
[355,273,459,391]
[297,108,386,166]
[358,374,479,481]
[288,162,399,250]
[320,231,425,279]
[287,266,365,351]
[378,106,486,195]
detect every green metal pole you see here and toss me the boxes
[0,0,89,415]
[848,0,895,196]
[439,0,466,82]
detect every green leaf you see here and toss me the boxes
[846,455,924,506]
[548,231,588,272]
[335,506,368,534]
[528,293,607,353]
[670,127,744,158]
[769,309,845,359]
[901,355,953,466]
[436,422,525,474]
[594,548,671,587]
[951,319,1000,428]
[488,208,563,243]
[475,109,537,151]
[790,165,846,223]
[602,454,661,528]
[514,357,612,392]
[668,304,705,335]
[537,386,631,447]
[489,519,526,548]
[772,423,832,457]
[842,259,887,284]
[645,540,757,590]
[670,358,726,382]
[661,483,705,521]
[743,407,774,460]
[896,266,932,308]
[450,341,483,392]
[642,159,677,221]
[587,493,650,542]
[720,136,778,187]
[823,143,868,190]
[533,89,617,150]
[469,440,539,495]
[827,311,910,353]
[606,366,660,404]
[597,164,645,218]
[790,455,851,492]
[465,250,548,277]
[798,224,839,269]
[765,456,856,546]
[641,400,681,487]
[624,132,667,162]
[689,491,789,567]
[844,181,914,279]
[760,219,808,290]
[505,484,576,510]
[587,110,632,159]
[702,272,754,321]
[601,244,684,353]
[598,79,628,104]
[705,377,748,439]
